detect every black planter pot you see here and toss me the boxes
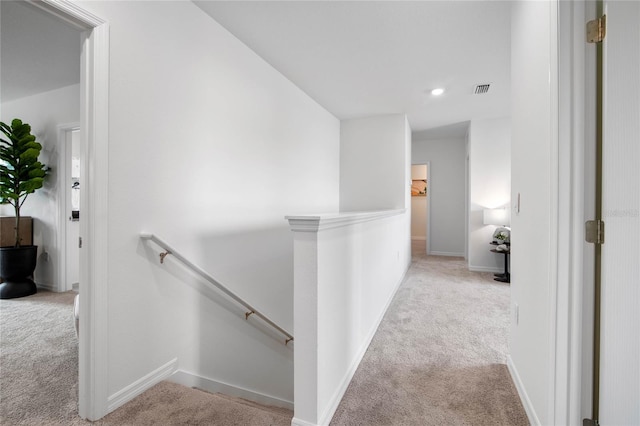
[0,245,38,299]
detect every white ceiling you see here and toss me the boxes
[194,1,512,134]
[1,1,511,137]
[1,1,82,103]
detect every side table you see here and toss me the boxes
[490,243,510,283]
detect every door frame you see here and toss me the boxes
[411,162,431,254]
[56,122,80,292]
[29,0,110,420]
[552,1,597,424]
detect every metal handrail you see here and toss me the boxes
[140,232,293,345]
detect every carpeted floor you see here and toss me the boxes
[330,241,528,425]
[0,290,292,426]
[0,290,80,425]
[1,243,527,425]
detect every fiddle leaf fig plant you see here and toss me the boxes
[0,119,49,247]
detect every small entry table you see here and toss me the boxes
[490,242,510,283]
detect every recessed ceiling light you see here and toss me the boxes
[431,88,445,96]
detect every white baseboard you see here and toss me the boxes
[507,355,540,426]
[170,369,294,411]
[292,418,318,426]
[108,358,177,413]
[37,283,57,292]
[468,265,503,274]
[429,251,465,257]
[316,265,409,426]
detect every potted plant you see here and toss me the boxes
[0,119,48,299]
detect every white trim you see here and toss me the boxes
[430,251,465,258]
[508,355,541,426]
[316,264,408,426]
[465,151,470,261]
[169,370,294,411]
[468,265,502,274]
[56,123,80,293]
[291,418,317,426]
[555,1,595,424]
[425,162,432,255]
[79,19,110,421]
[286,209,406,232]
[29,0,105,29]
[108,358,178,413]
[37,283,57,292]
[29,1,111,421]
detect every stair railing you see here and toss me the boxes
[140,232,293,345]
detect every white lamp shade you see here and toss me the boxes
[483,208,510,226]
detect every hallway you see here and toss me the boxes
[330,241,528,425]
[1,243,527,425]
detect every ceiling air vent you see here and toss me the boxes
[474,83,491,94]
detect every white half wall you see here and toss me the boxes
[287,210,410,426]
[468,117,511,272]
[77,0,340,411]
[1,84,81,290]
[412,137,466,256]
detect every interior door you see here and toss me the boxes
[65,128,81,290]
[599,1,640,424]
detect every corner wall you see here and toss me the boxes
[467,117,511,272]
[339,113,412,271]
[340,114,410,212]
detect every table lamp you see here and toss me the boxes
[483,207,511,244]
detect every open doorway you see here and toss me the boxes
[1,0,110,420]
[411,163,431,254]
[58,125,81,292]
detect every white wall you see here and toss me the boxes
[339,113,412,269]
[78,0,340,409]
[340,114,410,211]
[468,117,511,272]
[508,2,555,424]
[1,84,81,290]
[412,137,466,256]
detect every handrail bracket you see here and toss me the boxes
[245,310,255,320]
[285,337,293,346]
[159,251,171,264]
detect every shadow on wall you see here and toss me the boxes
[197,225,294,330]
[137,223,294,335]
[137,224,295,403]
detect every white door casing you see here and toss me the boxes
[30,0,110,420]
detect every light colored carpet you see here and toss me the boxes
[97,381,292,426]
[330,241,528,425]
[0,290,79,425]
[1,243,527,425]
[0,290,291,426]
